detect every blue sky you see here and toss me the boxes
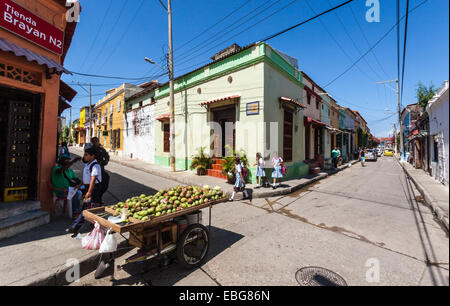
[62,0,449,137]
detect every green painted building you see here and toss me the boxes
[125,42,312,182]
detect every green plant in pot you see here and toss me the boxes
[190,146,213,176]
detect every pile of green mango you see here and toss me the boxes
[111,185,226,221]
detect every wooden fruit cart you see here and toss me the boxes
[83,198,227,270]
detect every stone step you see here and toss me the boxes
[0,210,50,241]
[212,164,223,170]
[207,169,228,180]
[213,158,226,165]
[0,201,41,221]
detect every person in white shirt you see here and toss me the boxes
[66,147,103,236]
[254,152,267,188]
[272,152,284,189]
[229,156,249,201]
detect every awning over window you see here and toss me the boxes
[58,98,71,116]
[200,95,240,107]
[304,116,327,128]
[60,80,77,102]
[326,126,344,134]
[0,38,70,74]
[279,97,306,109]
[156,114,170,122]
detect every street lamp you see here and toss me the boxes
[144,57,167,72]
[145,0,175,172]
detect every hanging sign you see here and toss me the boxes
[0,0,64,55]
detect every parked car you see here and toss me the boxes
[365,149,378,161]
[376,148,383,157]
[384,148,394,156]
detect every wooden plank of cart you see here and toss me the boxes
[83,197,227,271]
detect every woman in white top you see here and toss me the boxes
[271,152,283,189]
[229,156,249,201]
[254,152,267,188]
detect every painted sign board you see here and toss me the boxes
[0,0,64,55]
[246,101,259,116]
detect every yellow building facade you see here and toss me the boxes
[93,85,126,155]
[92,83,143,155]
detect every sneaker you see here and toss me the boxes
[229,198,234,202]
[255,186,261,189]
[272,186,276,190]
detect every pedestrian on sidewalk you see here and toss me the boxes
[254,152,267,188]
[229,156,250,202]
[359,147,367,167]
[272,152,284,189]
[66,147,103,237]
[332,147,341,169]
[88,137,110,203]
[58,141,70,159]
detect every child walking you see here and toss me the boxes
[272,152,284,189]
[254,152,267,188]
[229,156,250,201]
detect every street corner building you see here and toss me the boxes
[0,0,79,214]
[122,42,369,183]
[91,83,143,157]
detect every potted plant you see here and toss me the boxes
[190,147,213,176]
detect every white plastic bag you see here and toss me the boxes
[81,221,105,250]
[99,229,118,253]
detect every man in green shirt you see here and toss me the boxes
[51,156,83,214]
[331,147,341,169]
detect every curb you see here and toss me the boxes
[396,158,449,233]
[26,237,131,286]
[110,157,358,200]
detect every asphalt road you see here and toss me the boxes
[70,155,449,286]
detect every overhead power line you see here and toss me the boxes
[400,0,410,104]
[348,4,390,79]
[325,0,383,81]
[173,0,251,53]
[96,0,146,73]
[87,0,130,73]
[323,0,429,88]
[259,0,354,42]
[70,71,167,81]
[175,0,299,69]
[78,0,113,72]
[303,0,378,84]
[173,0,278,65]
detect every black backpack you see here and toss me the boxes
[89,162,109,194]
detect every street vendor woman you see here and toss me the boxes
[65,147,103,237]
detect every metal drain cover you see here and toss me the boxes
[295,267,347,286]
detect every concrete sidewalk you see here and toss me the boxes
[0,148,357,286]
[397,158,449,232]
[71,146,358,200]
[0,217,130,286]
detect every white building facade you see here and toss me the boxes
[427,80,449,186]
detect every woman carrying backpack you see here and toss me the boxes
[229,156,250,202]
[272,152,284,189]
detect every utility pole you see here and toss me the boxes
[89,83,92,141]
[393,123,397,153]
[69,107,72,144]
[168,0,175,172]
[376,78,404,155]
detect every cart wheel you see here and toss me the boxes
[176,223,210,269]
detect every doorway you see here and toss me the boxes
[211,105,236,157]
[0,85,41,202]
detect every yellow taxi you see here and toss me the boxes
[384,148,394,156]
